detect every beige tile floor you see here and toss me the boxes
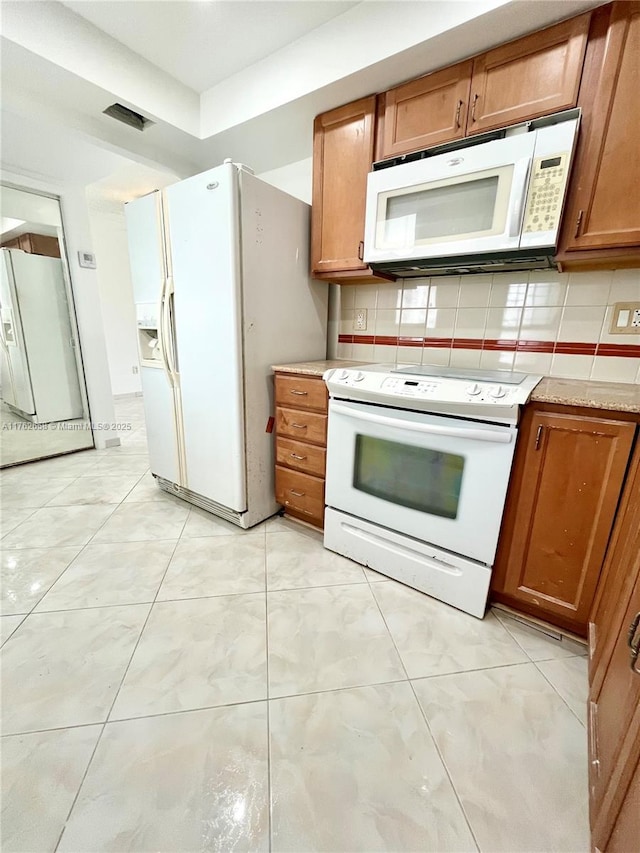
[0,396,590,852]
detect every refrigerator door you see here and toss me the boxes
[165,163,246,512]
[0,250,35,415]
[125,193,181,484]
[8,251,83,423]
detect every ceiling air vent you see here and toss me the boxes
[103,103,152,132]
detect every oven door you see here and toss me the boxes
[364,132,536,264]
[325,399,517,566]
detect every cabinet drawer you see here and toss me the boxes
[276,407,327,446]
[276,437,326,478]
[275,466,325,526]
[275,374,327,413]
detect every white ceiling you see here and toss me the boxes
[62,0,359,93]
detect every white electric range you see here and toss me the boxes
[323,363,542,618]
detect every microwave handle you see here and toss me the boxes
[507,157,533,238]
[330,403,513,444]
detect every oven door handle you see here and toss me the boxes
[330,403,513,444]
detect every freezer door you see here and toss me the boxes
[165,163,246,512]
[124,192,166,304]
[125,192,182,484]
[0,250,35,415]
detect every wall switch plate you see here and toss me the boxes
[609,302,640,335]
[354,308,368,331]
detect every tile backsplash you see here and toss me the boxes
[335,269,640,383]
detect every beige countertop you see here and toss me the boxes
[271,359,368,377]
[531,377,640,413]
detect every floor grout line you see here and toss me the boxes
[50,475,185,851]
[368,582,482,852]
[533,659,587,729]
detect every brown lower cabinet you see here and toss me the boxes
[491,404,637,636]
[274,372,328,528]
[588,443,640,852]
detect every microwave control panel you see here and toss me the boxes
[522,152,570,235]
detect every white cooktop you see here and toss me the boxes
[324,363,543,424]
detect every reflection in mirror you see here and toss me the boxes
[0,186,93,466]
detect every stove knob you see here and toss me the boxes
[490,385,506,398]
[466,383,482,396]
[352,371,365,382]
[338,370,349,380]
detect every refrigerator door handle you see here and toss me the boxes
[164,275,178,379]
[157,275,174,386]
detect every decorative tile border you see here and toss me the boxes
[338,335,640,358]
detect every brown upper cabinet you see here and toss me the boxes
[312,3,638,282]
[557,1,640,269]
[311,96,387,284]
[380,60,472,159]
[491,405,636,636]
[1,233,61,258]
[377,13,590,160]
[466,12,590,135]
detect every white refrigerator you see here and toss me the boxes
[125,161,328,528]
[0,249,84,424]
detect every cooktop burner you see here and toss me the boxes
[391,364,527,385]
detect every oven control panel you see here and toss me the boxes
[328,369,520,405]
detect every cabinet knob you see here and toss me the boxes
[358,240,364,261]
[289,489,305,498]
[290,389,308,396]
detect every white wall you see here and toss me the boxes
[87,202,141,396]
[257,157,312,204]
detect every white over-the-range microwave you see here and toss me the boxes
[363,110,580,276]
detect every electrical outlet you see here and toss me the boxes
[132,365,139,374]
[354,308,368,331]
[610,302,640,334]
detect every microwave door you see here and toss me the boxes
[364,135,536,264]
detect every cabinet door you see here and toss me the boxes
[589,575,640,850]
[311,96,376,275]
[467,13,590,134]
[561,2,640,254]
[492,410,635,634]
[588,444,640,849]
[379,60,472,158]
[27,234,61,258]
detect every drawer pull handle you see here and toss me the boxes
[628,612,640,673]
[534,424,543,450]
[289,489,305,497]
[291,423,307,429]
[454,99,463,128]
[290,453,307,460]
[471,93,479,123]
[290,389,308,396]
